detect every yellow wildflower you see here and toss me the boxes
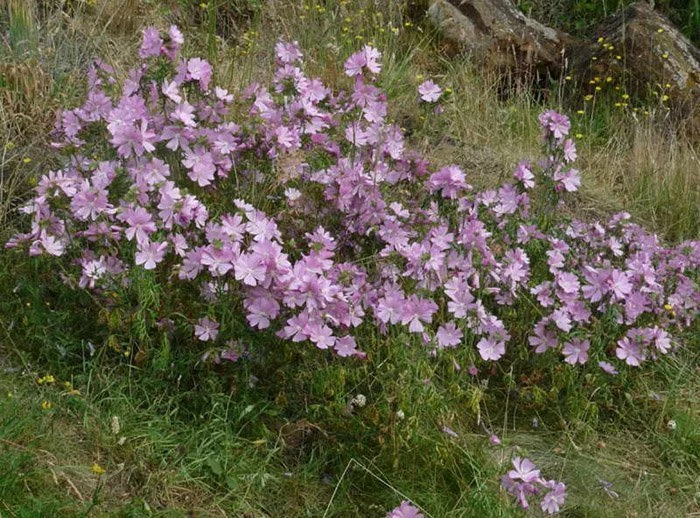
[91,463,106,475]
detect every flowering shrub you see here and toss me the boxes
[6,26,698,372]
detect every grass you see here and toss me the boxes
[0,0,699,516]
[1,253,698,516]
[1,326,698,515]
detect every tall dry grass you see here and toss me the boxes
[1,0,697,242]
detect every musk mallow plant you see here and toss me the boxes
[6,22,700,517]
[6,26,699,372]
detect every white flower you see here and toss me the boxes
[666,419,677,431]
[111,416,121,435]
[396,409,405,421]
[351,394,367,408]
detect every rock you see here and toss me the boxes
[428,0,572,80]
[583,2,700,134]
[426,0,700,134]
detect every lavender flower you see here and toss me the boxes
[418,80,442,102]
[386,501,424,518]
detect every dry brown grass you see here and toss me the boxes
[1,0,697,242]
[0,0,148,235]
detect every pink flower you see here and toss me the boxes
[428,165,468,199]
[554,167,581,192]
[275,40,303,64]
[598,361,619,375]
[334,335,358,357]
[514,162,535,189]
[305,320,335,349]
[386,501,424,518]
[562,138,577,162]
[541,482,566,514]
[557,272,580,294]
[135,240,168,270]
[363,45,382,74]
[508,457,541,484]
[417,80,442,102]
[182,147,216,187]
[529,321,558,353]
[194,317,219,342]
[120,206,156,245]
[40,235,66,256]
[139,27,163,58]
[551,308,572,332]
[187,58,213,90]
[234,253,266,286]
[616,336,646,366]
[344,51,366,77]
[477,337,505,361]
[401,295,438,333]
[171,102,197,127]
[651,326,672,353]
[343,46,381,77]
[275,125,300,149]
[562,338,589,365]
[436,321,463,348]
[608,269,632,300]
[539,110,570,140]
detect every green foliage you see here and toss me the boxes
[517,0,700,45]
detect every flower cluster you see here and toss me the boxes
[501,457,567,514]
[6,26,698,374]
